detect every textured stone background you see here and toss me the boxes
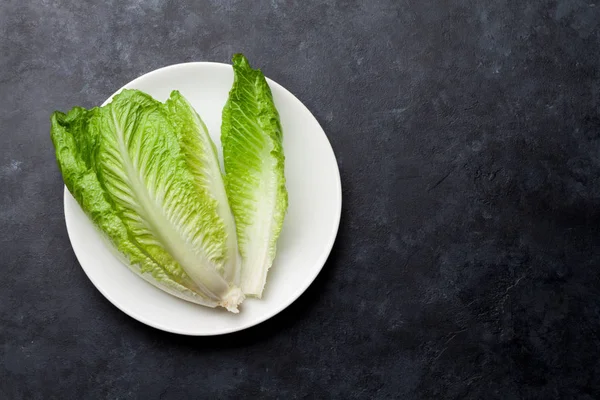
[2,0,600,398]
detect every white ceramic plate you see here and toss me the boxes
[63,62,342,335]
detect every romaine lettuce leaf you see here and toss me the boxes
[221,54,288,297]
[51,90,244,312]
[163,90,241,285]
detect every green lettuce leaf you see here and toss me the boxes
[221,54,288,297]
[51,89,244,312]
[163,90,241,285]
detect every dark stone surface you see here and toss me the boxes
[2,0,600,398]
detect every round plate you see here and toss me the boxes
[63,62,342,335]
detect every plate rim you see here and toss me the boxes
[63,61,342,336]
